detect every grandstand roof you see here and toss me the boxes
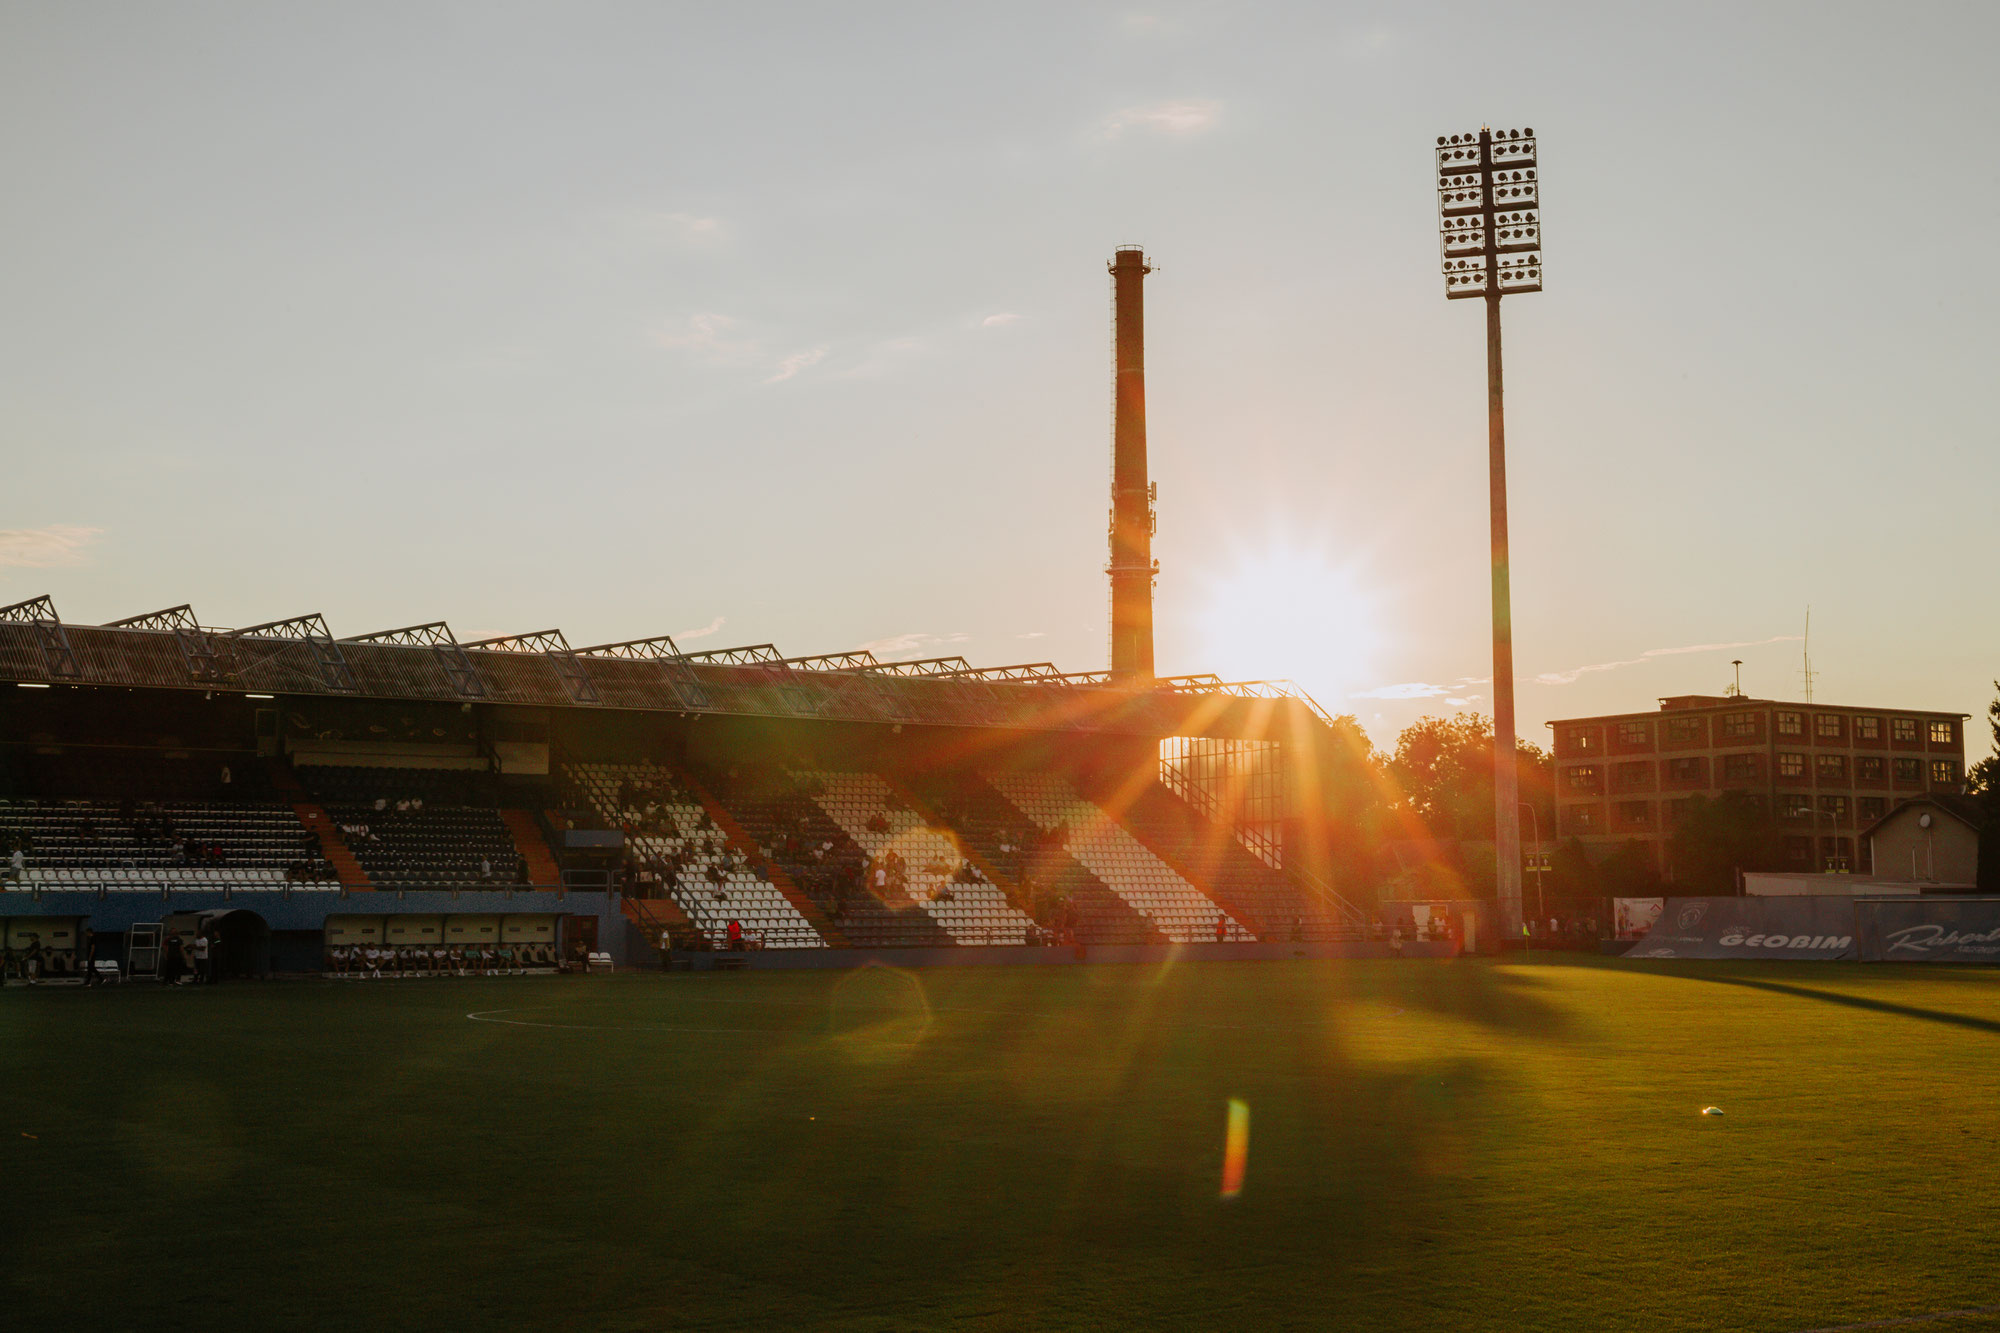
[0,595,1334,741]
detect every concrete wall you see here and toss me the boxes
[1871,809,1980,885]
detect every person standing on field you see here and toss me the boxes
[193,930,212,984]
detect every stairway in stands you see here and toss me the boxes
[566,761,827,949]
[675,771,848,946]
[500,810,562,886]
[802,771,1034,945]
[270,757,368,890]
[705,766,954,949]
[985,772,1244,943]
[1101,780,1349,940]
[293,804,371,890]
[918,773,1163,946]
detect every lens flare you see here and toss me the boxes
[1220,1098,1250,1199]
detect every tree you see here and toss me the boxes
[1969,683,2000,894]
[1387,713,1554,846]
[1667,791,1783,895]
[1968,681,2000,798]
[1303,713,1396,906]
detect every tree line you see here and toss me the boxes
[1312,686,2000,909]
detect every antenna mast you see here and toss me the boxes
[1800,608,1816,704]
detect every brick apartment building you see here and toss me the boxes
[1548,696,1969,878]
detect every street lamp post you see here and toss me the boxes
[1519,800,1546,928]
[1437,125,1542,936]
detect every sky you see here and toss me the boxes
[2,2,1996,759]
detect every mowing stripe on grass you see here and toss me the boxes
[1792,1303,2000,1331]
[467,1008,768,1035]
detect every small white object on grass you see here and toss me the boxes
[1701,1106,1724,1116]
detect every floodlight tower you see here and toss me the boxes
[1436,125,1542,934]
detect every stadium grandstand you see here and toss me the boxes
[0,593,1376,976]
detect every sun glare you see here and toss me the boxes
[1191,538,1387,705]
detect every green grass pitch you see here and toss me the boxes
[7,956,2000,1331]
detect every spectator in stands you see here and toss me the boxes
[5,847,21,882]
[1215,916,1228,944]
[726,918,744,950]
[480,856,494,882]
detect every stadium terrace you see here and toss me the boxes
[0,592,1393,975]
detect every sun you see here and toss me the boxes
[1188,537,1387,705]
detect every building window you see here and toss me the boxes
[1665,716,1701,743]
[1664,798,1691,826]
[1667,756,1703,782]
[1857,756,1885,781]
[1892,718,1919,742]
[1721,753,1757,782]
[1818,795,1849,822]
[1814,713,1843,740]
[1778,752,1806,779]
[1783,835,1814,865]
[1721,711,1758,739]
[1776,711,1804,736]
[1816,754,1848,781]
[1565,765,1600,791]
[1781,793,1813,819]
[1895,758,1923,782]
[1929,720,1956,746]
[1855,716,1881,741]
[1932,760,1960,786]
[1613,761,1650,789]
[1617,800,1651,825]
[1858,796,1887,823]
[1616,721,1650,747]
[1565,726,1599,753]
[1567,805,1598,832]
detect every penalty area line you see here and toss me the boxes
[1791,1303,2000,1332]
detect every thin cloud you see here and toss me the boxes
[659,211,724,242]
[1016,631,1047,639]
[858,632,931,657]
[982,312,1023,327]
[857,631,969,659]
[654,313,758,366]
[1351,681,1450,700]
[1102,99,1221,140]
[675,616,726,642]
[1532,635,1804,687]
[0,525,102,568]
[764,347,828,384]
